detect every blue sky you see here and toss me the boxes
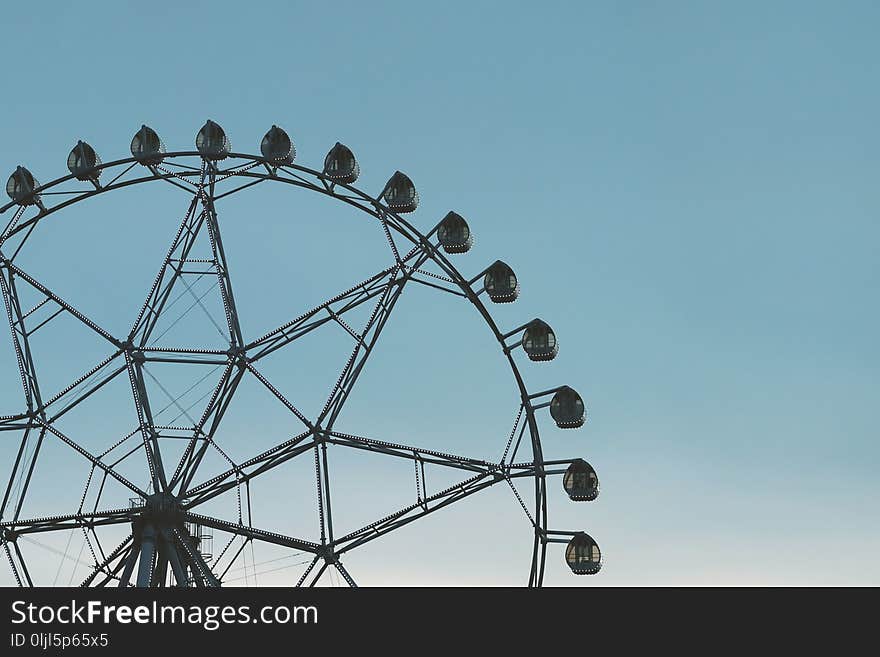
[0,1,878,585]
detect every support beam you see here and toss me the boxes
[161,529,189,587]
[117,540,140,588]
[135,524,157,587]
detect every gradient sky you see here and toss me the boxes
[0,1,877,586]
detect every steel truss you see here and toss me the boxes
[0,144,593,587]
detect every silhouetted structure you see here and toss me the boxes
[0,120,601,587]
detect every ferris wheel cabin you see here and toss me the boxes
[563,459,599,501]
[5,166,41,206]
[130,125,166,165]
[550,386,586,428]
[484,260,519,303]
[261,125,295,165]
[437,211,473,254]
[381,171,419,213]
[323,142,359,183]
[565,533,602,575]
[67,141,102,182]
[196,120,231,160]
[522,319,558,362]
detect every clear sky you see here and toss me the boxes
[0,1,877,586]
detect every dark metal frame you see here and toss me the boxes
[0,146,593,587]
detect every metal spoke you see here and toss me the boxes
[313,446,327,544]
[245,267,397,360]
[221,553,314,585]
[503,476,537,527]
[333,472,502,556]
[1,506,142,536]
[198,169,244,347]
[307,560,330,587]
[183,512,320,554]
[124,352,167,493]
[319,246,430,432]
[0,206,26,248]
[0,258,45,412]
[0,425,34,522]
[10,540,33,586]
[41,351,124,414]
[295,555,320,587]
[172,526,220,587]
[7,426,47,523]
[2,541,23,586]
[46,364,128,426]
[171,361,245,495]
[79,534,133,587]
[129,183,206,346]
[183,430,316,507]
[2,260,119,348]
[244,363,313,429]
[322,430,494,475]
[37,421,148,498]
[334,560,357,588]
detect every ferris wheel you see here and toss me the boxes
[0,121,601,587]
